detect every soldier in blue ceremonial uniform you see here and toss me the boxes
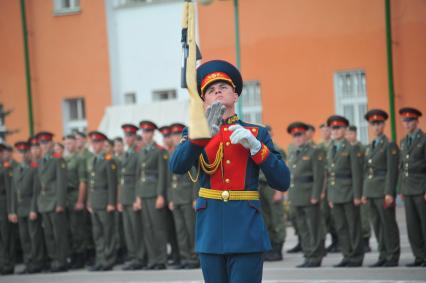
[169,60,290,283]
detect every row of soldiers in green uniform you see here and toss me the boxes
[1,106,425,274]
[261,107,425,268]
[0,121,200,275]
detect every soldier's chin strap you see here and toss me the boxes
[181,0,210,140]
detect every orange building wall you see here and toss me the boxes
[0,0,111,144]
[198,0,426,148]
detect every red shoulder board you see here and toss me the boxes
[3,161,11,168]
[31,161,39,168]
[52,152,62,158]
[104,154,113,161]
[245,126,259,138]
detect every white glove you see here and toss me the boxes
[229,124,262,155]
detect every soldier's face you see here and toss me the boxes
[402,119,418,133]
[345,130,357,143]
[331,127,346,140]
[114,141,124,154]
[91,140,103,154]
[292,133,306,146]
[124,134,136,147]
[54,144,64,155]
[30,146,41,159]
[203,82,238,108]
[64,138,76,153]
[172,134,181,146]
[142,130,154,144]
[40,141,52,155]
[163,136,173,147]
[370,121,385,136]
[320,126,331,140]
[75,135,86,149]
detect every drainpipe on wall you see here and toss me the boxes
[20,0,34,136]
[385,0,397,141]
[233,0,243,118]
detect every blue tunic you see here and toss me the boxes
[169,119,290,254]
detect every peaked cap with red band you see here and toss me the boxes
[197,60,243,98]
[287,122,309,135]
[327,115,349,127]
[121,123,139,134]
[28,136,40,147]
[36,131,54,142]
[158,126,172,137]
[364,109,388,122]
[88,131,108,142]
[139,120,158,131]
[399,107,422,121]
[14,141,30,152]
[170,123,186,134]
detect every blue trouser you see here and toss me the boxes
[199,253,264,283]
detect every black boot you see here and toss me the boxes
[363,238,371,253]
[287,242,302,253]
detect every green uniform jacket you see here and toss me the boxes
[363,135,399,198]
[136,143,167,198]
[167,148,198,205]
[326,139,363,203]
[399,129,426,196]
[288,143,325,206]
[0,160,13,219]
[119,146,139,206]
[37,152,67,213]
[10,161,39,217]
[65,153,87,208]
[87,153,117,210]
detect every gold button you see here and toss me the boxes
[224,127,228,131]
[172,184,177,189]
[226,160,231,165]
[368,175,373,179]
[405,164,409,168]
[172,175,178,181]
[142,163,146,167]
[91,172,95,176]
[226,141,231,146]
[122,168,126,173]
[405,173,408,177]
[368,159,372,164]
[290,184,294,189]
[142,178,146,182]
[251,128,256,132]
[331,163,335,167]
[221,190,230,202]
[331,172,335,176]
[225,178,230,184]
[406,155,409,159]
[331,181,335,186]
[292,165,296,168]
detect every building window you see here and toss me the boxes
[53,0,80,15]
[63,98,87,134]
[113,0,161,8]
[334,70,368,144]
[240,81,262,124]
[152,89,177,102]
[124,92,137,105]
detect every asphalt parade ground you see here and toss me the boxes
[1,207,425,283]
